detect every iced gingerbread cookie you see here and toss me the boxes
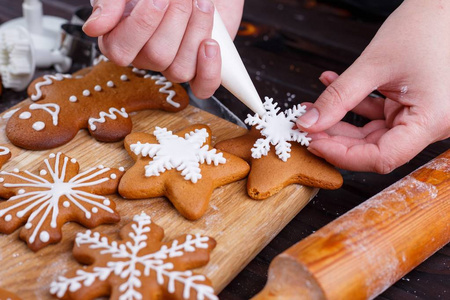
[5,57,189,150]
[0,288,21,300]
[216,97,343,199]
[0,152,123,251]
[119,124,250,220]
[50,212,217,300]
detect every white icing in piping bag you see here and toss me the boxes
[212,9,265,116]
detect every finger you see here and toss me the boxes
[351,96,385,120]
[324,119,387,139]
[164,0,215,83]
[83,0,127,37]
[189,39,221,99]
[132,0,193,71]
[308,124,431,173]
[99,0,169,66]
[319,70,339,86]
[296,61,383,133]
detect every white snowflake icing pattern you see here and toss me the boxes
[245,97,311,162]
[50,212,218,300]
[130,127,226,183]
[0,152,117,245]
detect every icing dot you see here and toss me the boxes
[103,199,110,206]
[25,223,32,229]
[49,153,56,158]
[32,121,45,131]
[110,173,117,179]
[0,178,4,183]
[13,168,19,173]
[92,207,98,213]
[40,170,47,176]
[19,111,31,119]
[107,81,114,87]
[71,158,77,164]
[5,214,12,222]
[120,75,128,81]
[16,211,25,218]
[85,212,91,219]
[83,89,91,96]
[63,201,70,208]
[94,85,102,92]
[39,231,50,243]
[119,167,125,172]
[18,189,25,195]
[98,165,104,169]
[69,95,78,102]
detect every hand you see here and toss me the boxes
[83,0,244,99]
[296,0,450,173]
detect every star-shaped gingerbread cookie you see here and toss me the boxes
[0,152,123,251]
[215,127,343,199]
[119,125,250,220]
[50,212,217,300]
[6,57,189,150]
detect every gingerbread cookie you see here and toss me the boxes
[216,97,343,199]
[119,125,250,220]
[0,146,11,169]
[5,56,189,150]
[0,152,123,251]
[0,288,21,300]
[50,212,217,300]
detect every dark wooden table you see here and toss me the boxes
[0,1,448,299]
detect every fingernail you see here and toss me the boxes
[319,75,330,86]
[297,107,319,129]
[153,0,169,11]
[204,41,218,58]
[84,6,102,25]
[196,0,213,13]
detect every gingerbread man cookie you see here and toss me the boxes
[0,152,123,251]
[5,57,189,150]
[50,212,217,300]
[119,124,250,220]
[216,97,343,199]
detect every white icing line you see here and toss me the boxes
[2,108,20,119]
[0,146,10,156]
[31,74,72,101]
[147,75,181,108]
[88,107,129,131]
[29,103,60,127]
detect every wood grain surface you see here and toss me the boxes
[0,102,317,299]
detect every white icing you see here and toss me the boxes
[98,165,104,169]
[69,96,78,102]
[110,174,117,180]
[18,189,25,194]
[93,55,109,65]
[29,103,60,126]
[0,152,116,246]
[245,97,311,162]
[2,108,20,119]
[94,85,102,92]
[132,67,147,76]
[25,223,32,229]
[31,74,72,101]
[32,122,45,131]
[120,75,128,81]
[40,170,47,176]
[19,111,31,119]
[130,127,226,183]
[49,212,217,300]
[119,167,125,172]
[92,207,98,213]
[147,75,181,108]
[103,199,110,206]
[83,90,91,97]
[40,231,50,242]
[13,168,19,173]
[0,178,4,183]
[0,146,10,156]
[63,201,70,208]
[5,214,12,221]
[88,107,129,131]
[107,81,114,88]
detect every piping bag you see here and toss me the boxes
[211,9,266,116]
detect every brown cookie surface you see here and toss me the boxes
[0,152,123,251]
[216,127,343,199]
[6,58,189,150]
[119,124,250,220]
[0,288,21,300]
[50,212,217,300]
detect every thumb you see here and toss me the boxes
[296,62,380,133]
[83,0,127,37]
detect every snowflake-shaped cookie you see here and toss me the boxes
[130,127,226,183]
[50,212,217,300]
[119,125,250,220]
[0,152,123,251]
[245,97,311,162]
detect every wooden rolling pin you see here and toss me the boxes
[253,149,450,300]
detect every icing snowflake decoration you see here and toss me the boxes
[0,152,121,250]
[50,212,218,300]
[130,127,226,183]
[245,97,311,162]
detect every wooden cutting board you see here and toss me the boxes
[0,101,318,299]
